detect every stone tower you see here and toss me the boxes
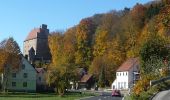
[23,24,51,62]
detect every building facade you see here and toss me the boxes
[4,56,36,92]
[112,58,140,90]
[23,24,51,63]
[35,68,47,91]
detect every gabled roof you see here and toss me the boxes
[80,74,92,83]
[25,28,40,41]
[29,47,35,52]
[35,68,45,73]
[117,58,139,72]
[22,55,37,72]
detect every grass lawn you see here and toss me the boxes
[0,92,96,100]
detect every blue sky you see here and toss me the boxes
[0,0,151,52]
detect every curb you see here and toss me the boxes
[149,92,159,100]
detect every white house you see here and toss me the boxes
[3,56,37,92]
[111,58,140,90]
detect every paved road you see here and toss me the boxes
[81,92,122,100]
[152,90,170,100]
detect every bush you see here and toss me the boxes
[138,91,150,100]
[133,74,155,95]
[127,78,170,100]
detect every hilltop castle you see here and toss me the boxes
[23,24,51,63]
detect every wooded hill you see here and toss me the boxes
[48,0,170,87]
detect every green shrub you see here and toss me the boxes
[138,91,150,100]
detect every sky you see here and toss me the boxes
[0,0,152,52]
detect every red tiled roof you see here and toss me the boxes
[80,74,92,83]
[25,28,40,41]
[117,58,139,72]
[35,68,44,73]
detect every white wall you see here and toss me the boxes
[7,57,36,92]
[112,71,128,90]
[112,64,139,90]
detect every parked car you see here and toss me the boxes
[111,90,121,97]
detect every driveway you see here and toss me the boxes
[80,92,122,100]
[152,90,170,100]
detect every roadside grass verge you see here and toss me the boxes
[0,92,97,100]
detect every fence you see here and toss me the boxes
[150,76,170,86]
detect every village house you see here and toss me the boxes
[35,68,47,91]
[78,74,95,90]
[3,56,37,92]
[111,58,140,90]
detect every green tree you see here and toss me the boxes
[139,33,170,74]
[98,66,105,88]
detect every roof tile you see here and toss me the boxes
[117,58,139,72]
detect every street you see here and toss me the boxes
[81,92,123,100]
[152,90,170,100]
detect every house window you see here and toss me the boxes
[39,77,41,81]
[117,73,118,76]
[118,82,120,89]
[23,82,27,87]
[126,72,127,76]
[123,72,124,76]
[12,82,16,87]
[12,73,16,78]
[120,73,121,76]
[124,82,126,89]
[22,64,25,69]
[23,73,27,78]
[121,82,123,89]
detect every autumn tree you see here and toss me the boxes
[75,18,96,71]
[0,37,21,92]
[47,28,77,95]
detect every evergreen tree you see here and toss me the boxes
[98,66,106,88]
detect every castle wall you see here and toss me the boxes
[23,24,51,61]
[23,39,37,58]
